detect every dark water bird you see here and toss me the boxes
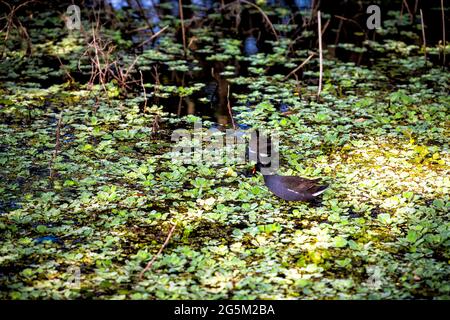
[253,163,329,202]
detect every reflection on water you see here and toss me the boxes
[108,0,215,11]
[109,0,158,10]
[295,0,312,9]
[244,36,258,56]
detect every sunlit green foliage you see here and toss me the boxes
[0,3,448,300]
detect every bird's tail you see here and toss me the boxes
[311,184,329,197]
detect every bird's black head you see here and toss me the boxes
[251,162,274,175]
[251,162,262,175]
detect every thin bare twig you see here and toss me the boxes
[400,1,404,22]
[239,0,278,40]
[137,25,169,48]
[139,70,147,112]
[413,0,419,16]
[284,52,316,80]
[317,10,323,99]
[122,55,139,82]
[0,0,35,56]
[402,0,414,23]
[135,0,154,34]
[111,55,140,91]
[334,18,344,45]
[151,64,161,97]
[334,15,367,38]
[152,115,160,137]
[321,18,331,39]
[178,0,186,56]
[92,26,108,93]
[56,55,75,82]
[227,85,236,129]
[293,73,301,98]
[441,0,446,65]
[139,223,177,280]
[177,96,183,116]
[310,0,318,25]
[420,9,427,63]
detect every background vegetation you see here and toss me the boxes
[0,0,449,299]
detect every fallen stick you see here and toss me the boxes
[179,0,186,56]
[139,223,177,280]
[420,9,427,63]
[240,0,278,40]
[317,10,323,99]
[402,0,413,23]
[334,15,367,38]
[284,52,316,80]
[441,0,446,65]
[137,25,169,48]
[139,70,147,112]
[227,85,236,130]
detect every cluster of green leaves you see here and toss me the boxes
[0,2,449,300]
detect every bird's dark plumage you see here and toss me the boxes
[254,163,329,202]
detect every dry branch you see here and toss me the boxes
[239,0,278,40]
[284,52,316,80]
[317,10,323,98]
[139,223,177,280]
[139,70,147,112]
[178,0,187,56]
[137,25,169,48]
[420,9,427,63]
[227,85,236,130]
[441,0,446,65]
